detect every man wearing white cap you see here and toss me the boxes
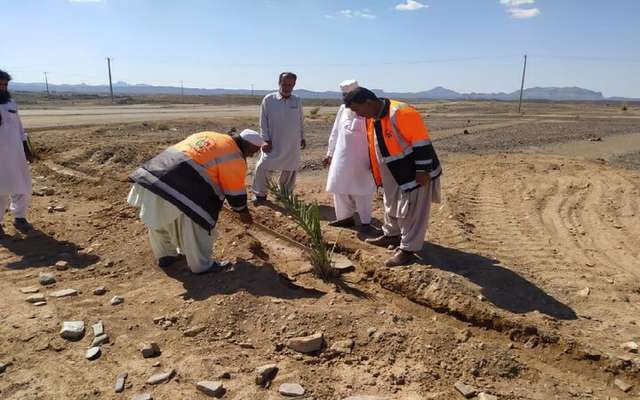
[323,80,377,235]
[128,129,263,274]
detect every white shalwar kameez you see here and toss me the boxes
[127,183,215,274]
[0,99,32,222]
[326,105,376,223]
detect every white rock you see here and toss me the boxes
[255,363,278,386]
[621,341,639,353]
[279,383,305,397]
[86,346,101,360]
[196,381,224,397]
[478,393,498,400]
[38,273,56,285]
[146,368,175,385]
[454,382,478,399]
[131,394,153,400]
[91,334,109,347]
[92,321,105,337]
[577,287,590,297]
[20,287,39,294]
[110,296,124,305]
[54,261,69,271]
[60,321,85,341]
[26,294,46,303]
[330,339,354,354]
[50,288,78,298]
[141,342,161,358]
[286,332,324,353]
[614,378,632,392]
[93,286,108,295]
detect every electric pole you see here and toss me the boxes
[180,80,184,97]
[106,57,114,103]
[251,84,254,97]
[518,54,527,113]
[44,72,50,95]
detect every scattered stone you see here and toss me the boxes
[86,346,101,360]
[33,301,47,307]
[255,363,278,386]
[26,294,46,303]
[0,362,7,374]
[332,254,355,273]
[92,321,105,337]
[577,287,590,297]
[20,287,39,294]
[114,372,128,393]
[131,394,153,400]
[111,296,124,305]
[54,260,69,271]
[279,383,305,397]
[91,334,110,347]
[50,288,78,298]
[614,378,632,392]
[621,341,639,353]
[456,329,472,343]
[60,321,85,341]
[216,371,231,379]
[39,273,56,285]
[477,393,498,400]
[183,326,205,337]
[141,342,161,358]
[53,205,66,212]
[196,381,225,397]
[330,339,355,354]
[146,368,175,385]
[287,332,324,354]
[93,286,108,295]
[454,382,478,399]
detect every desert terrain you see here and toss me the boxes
[1,95,639,400]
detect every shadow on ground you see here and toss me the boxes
[162,258,326,301]
[417,242,577,321]
[1,229,99,270]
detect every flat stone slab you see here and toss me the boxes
[38,273,56,285]
[183,326,206,337]
[114,371,128,393]
[20,287,40,294]
[54,260,69,271]
[60,321,85,341]
[50,288,78,298]
[332,253,356,273]
[287,332,324,354]
[26,294,46,303]
[196,381,224,397]
[478,393,498,400]
[279,383,305,397]
[614,378,633,392]
[33,301,47,307]
[93,286,108,295]
[146,368,175,385]
[86,346,101,360]
[91,334,109,347]
[255,363,278,386]
[92,321,105,337]
[330,339,354,354]
[131,394,153,400]
[454,382,478,399]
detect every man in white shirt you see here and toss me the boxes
[323,80,377,235]
[0,69,34,236]
[252,72,305,204]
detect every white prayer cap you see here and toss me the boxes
[239,129,266,147]
[339,79,359,94]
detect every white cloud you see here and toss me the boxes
[336,9,376,19]
[395,0,429,11]
[508,6,540,18]
[499,0,534,6]
[499,0,540,19]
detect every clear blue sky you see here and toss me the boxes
[3,0,640,97]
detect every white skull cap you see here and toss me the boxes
[339,79,359,94]
[239,129,266,147]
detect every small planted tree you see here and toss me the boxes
[267,180,339,281]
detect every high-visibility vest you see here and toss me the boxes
[130,131,247,231]
[366,99,442,192]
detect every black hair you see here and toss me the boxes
[343,87,378,108]
[0,69,12,82]
[278,72,297,83]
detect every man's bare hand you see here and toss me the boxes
[301,139,306,150]
[322,156,332,168]
[416,171,431,186]
[239,210,253,225]
[262,141,273,153]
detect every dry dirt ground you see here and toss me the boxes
[1,100,640,400]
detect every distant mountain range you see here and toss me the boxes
[10,81,638,102]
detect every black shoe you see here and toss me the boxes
[13,218,33,233]
[328,216,356,228]
[358,224,380,236]
[365,234,401,248]
[196,260,231,275]
[158,256,179,268]
[252,195,267,205]
[384,249,415,267]
[0,225,5,237]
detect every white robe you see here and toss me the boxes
[325,105,376,196]
[0,100,31,195]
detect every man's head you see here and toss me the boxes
[278,72,297,98]
[343,87,381,118]
[237,129,266,157]
[0,69,12,104]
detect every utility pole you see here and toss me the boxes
[251,83,254,97]
[106,57,114,103]
[518,54,527,113]
[44,72,50,95]
[180,80,184,97]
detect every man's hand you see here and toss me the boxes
[416,171,431,186]
[300,139,306,150]
[322,155,332,168]
[239,210,253,225]
[262,141,273,153]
